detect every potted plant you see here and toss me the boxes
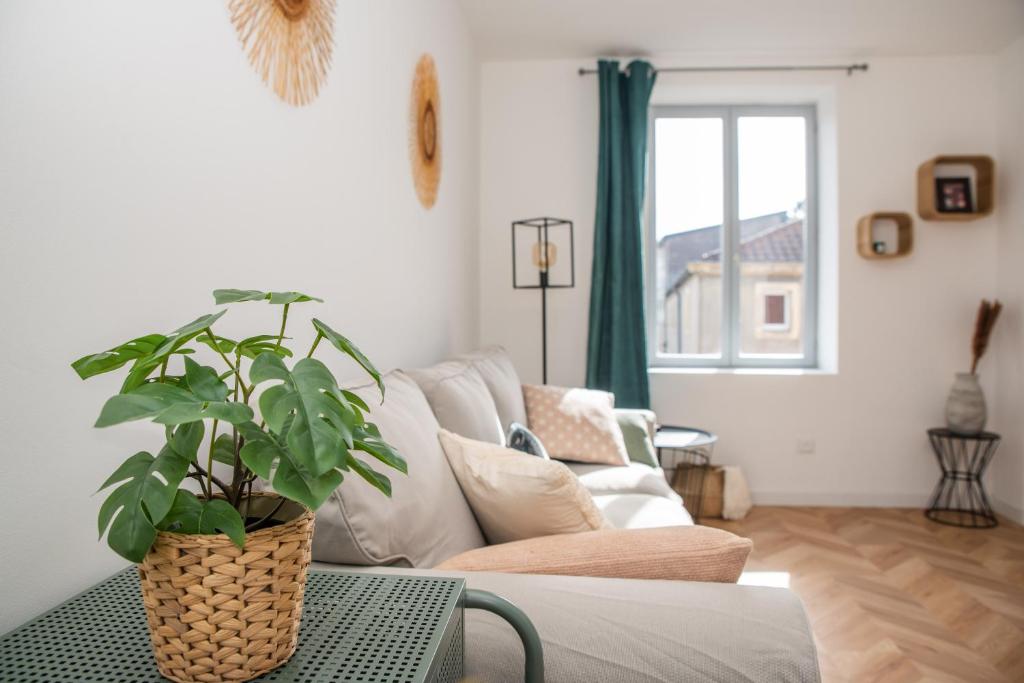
[72,289,406,683]
[946,298,1002,434]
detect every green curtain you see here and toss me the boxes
[585,59,656,409]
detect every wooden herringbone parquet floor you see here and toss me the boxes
[706,507,1024,683]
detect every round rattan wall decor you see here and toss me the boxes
[410,54,441,208]
[228,0,336,107]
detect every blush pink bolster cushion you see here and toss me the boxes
[435,525,753,584]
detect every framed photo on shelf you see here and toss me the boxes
[935,177,973,213]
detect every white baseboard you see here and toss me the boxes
[750,491,932,508]
[991,497,1024,524]
[752,490,1024,524]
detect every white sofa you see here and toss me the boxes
[308,347,820,682]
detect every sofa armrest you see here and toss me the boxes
[435,526,752,583]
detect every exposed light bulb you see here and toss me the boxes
[532,242,558,270]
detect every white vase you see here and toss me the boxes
[945,372,987,435]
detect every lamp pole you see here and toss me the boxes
[511,217,574,388]
[540,269,548,384]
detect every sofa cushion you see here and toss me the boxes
[593,493,694,528]
[567,461,681,501]
[523,384,629,466]
[615,409,659,467]
[310,565,822,683]
[457,346,528,429]
[407,361,505,444]
[438,430,611,545]
[311,371,486,567]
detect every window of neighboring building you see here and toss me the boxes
[763,293,789,329]
[647,105,818,368]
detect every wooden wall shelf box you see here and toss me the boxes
[857,212,913,259]
[917,155,994,221]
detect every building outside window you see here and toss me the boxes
[648,105,817,368]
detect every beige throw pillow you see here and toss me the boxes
[523,384,629,466]
[437,430,611,545]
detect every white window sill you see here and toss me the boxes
[648,366,837,377]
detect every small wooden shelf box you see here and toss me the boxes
[857,212,913,259]
[917,155,994,221]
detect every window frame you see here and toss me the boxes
[646,104,819,369]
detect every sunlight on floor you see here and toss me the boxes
[737,571,791,588]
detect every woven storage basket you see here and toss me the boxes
[138,493,314,683]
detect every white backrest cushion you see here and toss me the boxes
[407,361,505,445]
[311,371,486,567]
[457,346,528,430]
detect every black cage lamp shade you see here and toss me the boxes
[511,217,574,383]
[512,218,575,289]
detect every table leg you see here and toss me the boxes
[465,589,544,683]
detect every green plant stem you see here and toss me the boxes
[205,327,249,393]
[186,472,210,499]
[306,332,324,358]
[159,358,168,381]
[242,478,254,522]
[188,466,231,498]
[206,418,219,495]
[275,303,290,353]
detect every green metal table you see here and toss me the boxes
[0,568,543,683]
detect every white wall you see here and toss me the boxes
[0,0,479,631]
[479,55,1003,508]
[992,36,1024,522]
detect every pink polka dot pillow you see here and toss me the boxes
[522,384,629,466]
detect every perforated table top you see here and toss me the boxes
[0,569,466,683]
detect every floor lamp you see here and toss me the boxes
[512,217,575,384]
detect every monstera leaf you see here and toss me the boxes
[119,311,227,392]
[157,490,245,548]
[210,433,237,466]
[213,289,322,305]
[311,318,384,399]
[353,424,407,475]
[249,353,358,476]
[72,334,167,380]
[95,359,252,428]
[236,422,345,510]
[344,453,393,496]
[197,333,294,359]
[96,423,203,562]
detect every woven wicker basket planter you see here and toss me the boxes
[137,494,314,683]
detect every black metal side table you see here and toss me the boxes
[925,428,1001,529]
[654,426,718,522]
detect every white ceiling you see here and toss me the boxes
[458,0,1024,61]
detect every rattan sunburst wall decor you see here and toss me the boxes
[410,54,441,208]
[228,0,336,107]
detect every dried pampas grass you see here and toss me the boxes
[228,0,336,107]
[410,54,441,208]
[970,299,1002,374]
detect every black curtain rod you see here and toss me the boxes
[577,63,869,76]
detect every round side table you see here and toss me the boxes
[925,428,1000,529]
[653,426,718,522]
